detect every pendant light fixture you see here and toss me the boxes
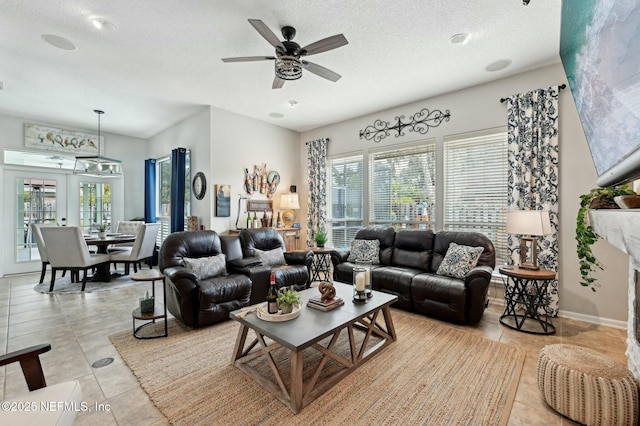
[73,109,123,177]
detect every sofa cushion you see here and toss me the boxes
[391,230,434,271]
[347,239,381,264]
[436,243,484,279]
[254,247,286,267]
[183,254,227,279]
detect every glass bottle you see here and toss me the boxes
[267,272,278,314]
[253,211,259,228]
[246,211,252,229]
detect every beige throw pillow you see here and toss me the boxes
[254,248,286,267]
[183,254,227,279]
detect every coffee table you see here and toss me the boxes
[230,282,398,413]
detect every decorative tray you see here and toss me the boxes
[256,303,301,322]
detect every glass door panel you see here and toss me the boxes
[16,178,57,263]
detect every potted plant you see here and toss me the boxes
[277,287,301,314]
[576,185,635,291]
[97,224,108,239]
[314,228,328,248]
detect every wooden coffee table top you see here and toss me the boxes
[231,282,397,351]
[131,269,165,282]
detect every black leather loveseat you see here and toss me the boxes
[331,227,495,324]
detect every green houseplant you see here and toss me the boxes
[576,185,635,291]
[97,224,108,238]
[277,287,301,314]
[314,228,328,248]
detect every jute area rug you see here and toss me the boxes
[33,272,139,294]
[110,309,524,426]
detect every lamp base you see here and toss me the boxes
[282,210,295,227]
[519,237,540,270]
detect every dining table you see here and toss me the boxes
[84,233,136,281]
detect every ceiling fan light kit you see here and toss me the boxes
[222,19,348,89]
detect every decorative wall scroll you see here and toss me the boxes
[243,164,280,198]
[215,184,231,217]
[358,108,451,143]
[24,123,103,155]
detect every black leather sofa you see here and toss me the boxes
[159,230,252,327]
[331,227,495,324]
[222,228,313,305]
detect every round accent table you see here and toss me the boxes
[131,269,168,339]
[499,266,556,335]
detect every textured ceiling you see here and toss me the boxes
[0,0,561,138]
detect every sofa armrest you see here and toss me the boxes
[0,343,51,391]
[284,250,313,268]
[163,266,199,295]
[330,248,350,266]
[231,264,272,305]
[464,265,493,323]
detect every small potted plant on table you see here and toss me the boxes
[277,287,301,314]
[314,228,328,248]
[98,224,108,239]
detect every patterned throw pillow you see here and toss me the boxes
[347,239,380,265]
[183,254,227,279]
[254,248,286,267]
[436,242,484,279]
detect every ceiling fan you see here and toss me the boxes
[222,19,348,89]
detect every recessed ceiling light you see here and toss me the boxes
[486,59,512,72]
[449,33,469,45]
[269,112,284,118]
[41,34,77,51]
[92,18,116,31]
[288,100,298,108]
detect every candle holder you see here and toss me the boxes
[356,260,373,298]
[353,266,368,304]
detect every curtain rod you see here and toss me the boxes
[500,84,566,103]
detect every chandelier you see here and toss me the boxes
[274,56,302,81]
[73,109,123,177]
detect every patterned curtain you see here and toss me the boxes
[306,138,328,247]
[505,86,560,316]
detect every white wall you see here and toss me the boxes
[299,63,629,324]
[146,106,300,234]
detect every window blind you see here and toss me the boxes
[443,131,508,263]
[369,143,436,229]
[328,155,364,248]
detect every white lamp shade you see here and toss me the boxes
[506,210,552,236]
[280,193,300,210]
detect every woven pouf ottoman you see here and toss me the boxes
[537,344,638,426]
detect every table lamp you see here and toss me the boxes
[279,193,300,227]
[506,210,552,270]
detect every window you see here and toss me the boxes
[154,151,191,245]
[327,155,363,248]
[79,182,112,233]
[369,142,436,230]
[444,131,508,263]
[17,178,57,262]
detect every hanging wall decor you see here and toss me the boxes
[215,184,231,217]
[24,122,103,155]
[243,165,280,198]
[358,108,451,143]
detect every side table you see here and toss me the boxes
[310,248,332,282]
[131,269,168,339]
[499,266,556,335]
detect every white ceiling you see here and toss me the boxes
[0,0,562,139]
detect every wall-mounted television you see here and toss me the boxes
[560,0,640,187]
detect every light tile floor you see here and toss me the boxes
[0,271,629,425]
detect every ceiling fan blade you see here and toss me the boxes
[272,77,285,89]
[249,19,286,53]
[301,34,348,56]
[221,56,275,63]
[301,61,341,82]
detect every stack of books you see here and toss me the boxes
[307,295,344,312]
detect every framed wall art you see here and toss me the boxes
[24,123,103,155]
[215,184,231,217]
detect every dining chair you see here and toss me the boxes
[31,223,69,284]
[110,223,160,275]
[40,226,111,291]
[0,343,82,425]
[108,220,144,253]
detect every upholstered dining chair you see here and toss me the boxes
[0,343,82,425]
[40,226,111,291]
[108,220,144,253]
[31,223,69,284]
[110,223,160,275]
